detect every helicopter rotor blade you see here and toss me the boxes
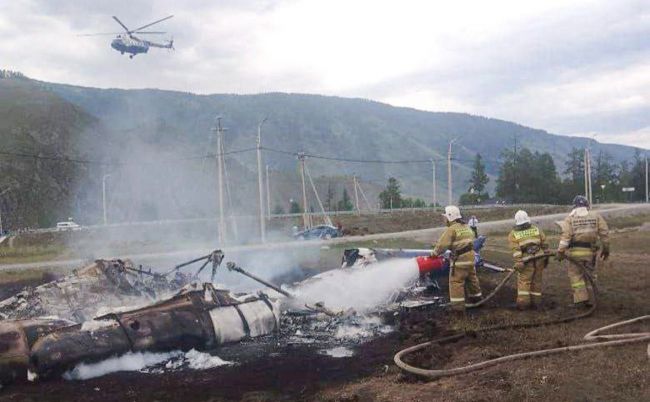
[131,31,167,35]
[112,16,131,33]
[78,32,124,37]
[132,15,173,32]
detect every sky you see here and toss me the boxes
[1,0,649,149]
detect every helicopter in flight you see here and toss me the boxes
[81,15,174,58]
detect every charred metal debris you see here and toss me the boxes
[0,248,449,385]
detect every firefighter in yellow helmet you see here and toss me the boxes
[556,195,610,308]
[432,205,483,312]
[508,210,549,310]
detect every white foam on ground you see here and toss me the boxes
[184,349,233,370]
[335,316,393,340]
[62,349,234,380]
[320,346,354,358]
[63,351,182,380]
[288,258,418,312]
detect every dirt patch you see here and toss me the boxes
[2,332,402,402]
[1,226,648,401]
[315,230,650,402]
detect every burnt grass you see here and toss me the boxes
[2,228,649,401]
[1,324,404,402]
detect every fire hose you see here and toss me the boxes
[465,253,550,309]
[394,254,650,379]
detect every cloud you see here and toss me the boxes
[0,0,648,148]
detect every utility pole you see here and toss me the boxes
[298,153,310,229]
[431,159,437,210]
[584,148,589,200]
[584,147,593,205]
[256,117,268,243]
[447,139,456,205]
[513,133,518,203]
[215,117,226,244]
[353,175,360,215]
[588,149,594,205]
[645,154,650,204]
[102,174,111,225]
[265,164,271,218]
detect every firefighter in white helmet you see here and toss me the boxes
[556,195,609,308]
[431,205,482,312]
[507,210,549,309]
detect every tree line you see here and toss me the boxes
[460,148,647,205]
[275,145,647,215]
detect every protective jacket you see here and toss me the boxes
[558,207,609,260]
[508,223,548,308]
[558,207,609,305]
[433,221,481,310]
[432,222,475,268]
[508,224,548,263]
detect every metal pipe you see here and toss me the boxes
[163,254,211,276]
[226,262,293,298]
[102,174,111,225]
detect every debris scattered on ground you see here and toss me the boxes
[0,259,190,322]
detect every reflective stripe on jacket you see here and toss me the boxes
[508,225,547,263]
[432,222,475,267]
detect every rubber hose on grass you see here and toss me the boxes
[394,261,650,379]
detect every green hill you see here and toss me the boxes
[42,82,641,196]
[0,74,102,228]
[0,72,644,228]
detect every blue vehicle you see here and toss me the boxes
[294,225,342,240]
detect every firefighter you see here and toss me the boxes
[432,205,483,312]
[556,195,610,308]
[468,215,479,238]
[508,210,549,310]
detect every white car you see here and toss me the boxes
[56,221,81,231]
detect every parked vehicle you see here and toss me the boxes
[56,221,81,231]
[293,225,341,240]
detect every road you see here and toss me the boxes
[1,203,647,272]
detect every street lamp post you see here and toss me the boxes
[102,174,111,225]
[447,138,457,205]
[256,117,268,243]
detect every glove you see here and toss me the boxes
[514,261,524,272]
[600,244,610,261]
[556,249,566,261]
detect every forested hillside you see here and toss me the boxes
[0,72,645,229]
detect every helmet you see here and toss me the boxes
[514,210,531,226]
[573,195,589,208]
[443,205,462,222]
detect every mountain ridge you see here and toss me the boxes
[0,72,645,228]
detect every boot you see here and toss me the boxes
[467,295,483,304]
[571,301,593,309]
[511,303,529,311]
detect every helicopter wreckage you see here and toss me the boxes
[0,239,499,385]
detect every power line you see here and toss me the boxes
[262,146,440,164]
[0,147,257,166]
[262,146,504,165]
